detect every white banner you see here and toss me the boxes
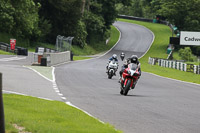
[180,31,200,46]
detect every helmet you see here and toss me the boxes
[112,54,117,59]
[131,55,138,63]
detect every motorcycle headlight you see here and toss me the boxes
[133,73,138,76]
[127,70,131,75]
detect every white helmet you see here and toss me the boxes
[112,54,117,59]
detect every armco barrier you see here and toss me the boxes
[0,42,27,56]
[118,15,170,25]
[194,65,200,74]
[118,15,153,23]
[148,57,199,74]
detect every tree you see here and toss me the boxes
[158,0,200,31]
[83,0,132,44]
[0,0,41,40]
[35,0,83,44]
[0,0,15,33]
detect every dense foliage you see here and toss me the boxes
[0,0,41,40]
[178,47,197,61]
[0,0,199,55]
[0,0,131,48]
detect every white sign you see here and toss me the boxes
[180,31,200,45]
[38,47,45,55]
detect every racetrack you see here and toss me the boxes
[1,21,200,133]
[55,21,200,133]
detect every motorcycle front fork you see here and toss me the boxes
[121,79,137,89]
[131,79,138,89]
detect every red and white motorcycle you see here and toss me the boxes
[120,63,140,96]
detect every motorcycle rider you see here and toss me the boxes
[106,54,118,75]
[119,55,141,82]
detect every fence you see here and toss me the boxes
[56,35,74,52]
[148,57,200,74]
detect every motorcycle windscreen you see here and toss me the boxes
[128,63,138,70]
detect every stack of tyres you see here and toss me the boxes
[17,47,28,56]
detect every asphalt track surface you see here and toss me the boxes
[1,21,200,133]
[0,53,62,101]
[55,21,200,133]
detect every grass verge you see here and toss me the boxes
[4,94,121,133]
[0,50,14,55]
[118,18,200,84]
[73,56,92,61]
[26,66,53,81]
[72,25,120,56]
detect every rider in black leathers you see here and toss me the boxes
[119,55,141,78]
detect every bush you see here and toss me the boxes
[178,47,196,61]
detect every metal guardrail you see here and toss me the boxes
[148,57,200,74]
[0,42,28,56]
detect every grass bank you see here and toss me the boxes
[72,25,120,56]
[0,50,14,55]
[4,94,121,133]
[118,18,200,84]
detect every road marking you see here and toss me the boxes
[144,72,200,86]
[65,101,104,124]
[24,66,53,82]
[0,56,26,61]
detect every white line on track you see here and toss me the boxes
[23,66,53,83]
[65,101,104,124]
[0,56,26,62]
[144,71,200,86]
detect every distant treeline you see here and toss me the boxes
[0,0,131,47]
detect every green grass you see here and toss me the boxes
[26,66,53,81]
[172,51,182,60]
[72,25,120,56]
[118,18,200,84]
[73,56,92,61]
[0,50,14,55]
[4,94,121,133]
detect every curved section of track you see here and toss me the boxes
[55,21,200,133]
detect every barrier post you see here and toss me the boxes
[0,73,5,133]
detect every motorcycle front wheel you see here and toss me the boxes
[123,79,131,96]
[108,70,113,79]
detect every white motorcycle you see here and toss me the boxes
[107,60,118,79]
